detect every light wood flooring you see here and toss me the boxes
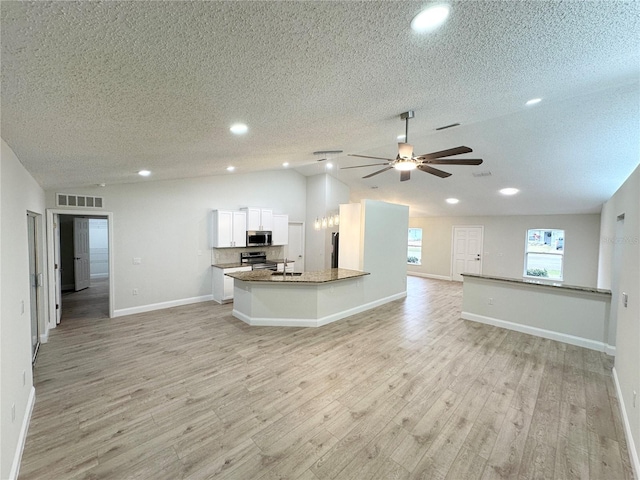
[20,276,633,479]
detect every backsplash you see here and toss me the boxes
[212,246,285,265]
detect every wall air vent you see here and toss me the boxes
[56,193,104,209]
[472,171,492,178]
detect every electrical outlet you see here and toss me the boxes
[488,298,493,305]
[11,404,15,422]
[132,288,139,296]
[622,292,628,308]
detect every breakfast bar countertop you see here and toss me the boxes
[226,268,369,284]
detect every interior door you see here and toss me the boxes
[27,213,40,362]
[287,222,305,272]
[73,217,91,291]
[452,226,484,281]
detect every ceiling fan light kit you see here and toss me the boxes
[344,111,483,182]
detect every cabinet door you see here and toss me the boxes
[232,211,247,247]
[212,210,233,248]
[223,266,251,300]
[243,207,262,230]
[272,214,288,245]
[260,209,274,231]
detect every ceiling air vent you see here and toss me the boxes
[56,193,104,209]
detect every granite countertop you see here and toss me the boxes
[226,268,369,284]
[462,273,611,295]
[211,262,245,269]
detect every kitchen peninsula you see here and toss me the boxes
[227,268,372,327]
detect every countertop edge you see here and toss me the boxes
[462,273,611,295]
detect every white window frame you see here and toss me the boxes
[523,228,564,281]
[408,228,422,265]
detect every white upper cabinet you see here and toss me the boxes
[211,210,247,248]
[272,214,289,245]
[242,207,273,231]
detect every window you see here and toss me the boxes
[524,229,564,280]
[408,228,422,265]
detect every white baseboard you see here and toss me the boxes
[113,294,214,318]
[39,328,49,344]
[605,344,617,356]
[407,272,452,281]
[233,291,407,328]
[612,367,640,479]
[9,386,35,480]
[461,311,608,353]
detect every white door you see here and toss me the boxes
[287,222,305,273]
[452,226,483,281]
[73,217,91,291]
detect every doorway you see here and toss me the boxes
[451,225,484,281]
[27,211,43,363]
[46,209,114,329]
[286,222,305,273]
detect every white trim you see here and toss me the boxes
[605,344,617,356]
[233,291,406,327]
[46,209,115,325]
[407,272,452,281]
[461,311,611,353]
[613,367,640,479]
[39,329,49,344]
[8,387,35,480]
[113,294,214,318]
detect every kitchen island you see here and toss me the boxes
[226,268,373,327]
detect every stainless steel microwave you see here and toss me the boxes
[247,230,272,247]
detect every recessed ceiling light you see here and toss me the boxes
[282,162,289,167]
[500,187,519,195]
[326,162,333,169]
[411,4,450,33]
[525,98,542,106]
[230,123,248,135]
[226,166,235,172]
[446,198,459,204]
[138,170,151,177]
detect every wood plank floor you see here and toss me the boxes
[20,276,633,479]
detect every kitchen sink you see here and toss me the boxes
[271,271,303,276]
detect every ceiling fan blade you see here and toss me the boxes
[400,170,411,182]
[424,158,483,165]
[363,166,394,179]
[348,154,397,162]
[398,143,413,159]
[417,164,452,178]
[341,162,390,170]
[415,146,473,160]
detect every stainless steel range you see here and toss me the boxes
[240,251,277,271]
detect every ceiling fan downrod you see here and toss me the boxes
[400,110,414,144]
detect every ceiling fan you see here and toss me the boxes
[343,111,483,182]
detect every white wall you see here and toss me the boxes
[1,139,46,480]
[45,169,307,314]
[339,199,409,302]
[408,213,601,287]
[305,174,350,272]
[598,165,640,473]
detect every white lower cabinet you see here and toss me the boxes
[212,266,251,303]
[276,261,295,272]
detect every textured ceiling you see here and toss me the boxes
[1,1,639,216]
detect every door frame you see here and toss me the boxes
[46,208,114,331]
[450,225,484,281]
[27,211,44,361]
